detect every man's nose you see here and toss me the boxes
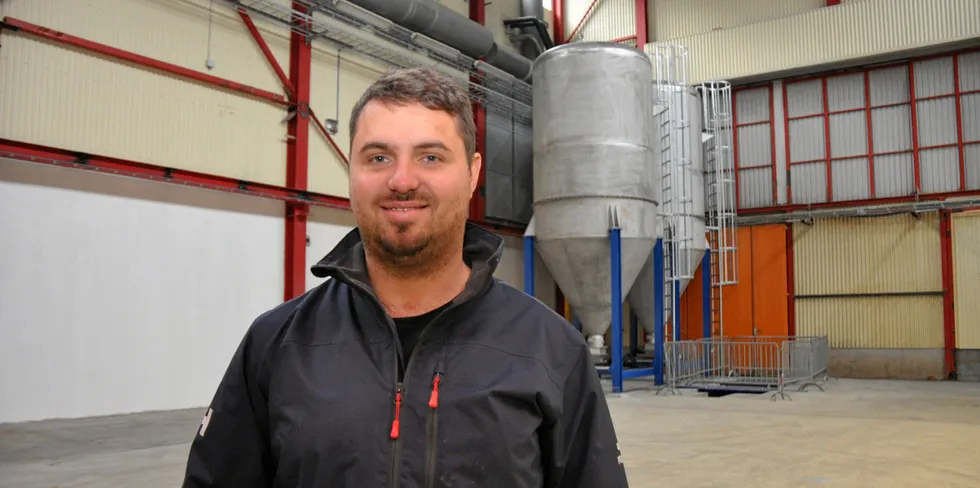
[387,158,420,194]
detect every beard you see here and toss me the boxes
[357,189,467,277]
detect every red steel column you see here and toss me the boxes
[468,0,487,223]
[553,0,564,46]
[284,2,313,301]
[940,210,957,379]
[635,0,648,47]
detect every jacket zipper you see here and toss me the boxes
[348,280,457,488]
[424,361,444,488]
[389,382,403,488]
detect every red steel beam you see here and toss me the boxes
[284,1,313,301]
[0,138,529,240]
[0,16,289,107]
[237,8,296,100]
[939,210,957,379]
[309,108,350,167]
[0,138,350,209]
[732,90,742,207]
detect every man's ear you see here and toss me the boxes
[469,153,483,196]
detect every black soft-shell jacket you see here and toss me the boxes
[182,223,629,488]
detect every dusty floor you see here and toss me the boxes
[1,378,978,487]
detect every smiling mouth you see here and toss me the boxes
[382,204,428,212]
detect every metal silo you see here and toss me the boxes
[532,42,660,357]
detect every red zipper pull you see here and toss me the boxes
[428,362,444,409]
[428,376,441,408]
[390,384,403,439]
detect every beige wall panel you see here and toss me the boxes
[564,0,635,43]
[0,33,289,186]
[953,211,980,349]
[793,213,942,296]
[649,0,824,42]
[644,0,980,83]
[441,0,470,17]
[0,0,290,95]
[797,296,944,349]
[486,0,522,50]
[307,49,387,197]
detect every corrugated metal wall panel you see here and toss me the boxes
[734,85,777,208]
[794,214,942,294]
[645,0,980,84]
[961,52,980,91]
[649,0,824,42]
[0,32,290,186]
[831,158,870,201]
[564,0,635,43]
[739,167,773,209]
[1,0,290,94]
[790,163,827,204]
[952,211,980,349]
[829,112,867,158]
[874,153,915,198]
[797,297,944,348]
[793,214,943,349]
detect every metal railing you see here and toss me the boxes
[660,335,829,400]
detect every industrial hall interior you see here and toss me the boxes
[2,0,980,486]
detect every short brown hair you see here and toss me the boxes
[349,67,477,160]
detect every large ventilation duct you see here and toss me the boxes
[532,42,660,358]
[346,0,533,80]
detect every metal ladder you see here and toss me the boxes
[700,80,739,338]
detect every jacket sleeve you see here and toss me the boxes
[181,322,275,488]
[544,344,630,488]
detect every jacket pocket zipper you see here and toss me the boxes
[424,362,444,488]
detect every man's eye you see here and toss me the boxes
[370,155,388,163]
[422,155,441,163]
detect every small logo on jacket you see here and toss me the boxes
[199,408,213,437]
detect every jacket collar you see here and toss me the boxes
[311,222,505,305]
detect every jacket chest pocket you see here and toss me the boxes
[424,364,546,488]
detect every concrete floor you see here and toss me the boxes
[1,379,978,487]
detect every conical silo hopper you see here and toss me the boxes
[532,42,660,359]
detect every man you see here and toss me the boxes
[181,67,628,488]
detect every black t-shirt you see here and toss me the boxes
[393,302,452,360]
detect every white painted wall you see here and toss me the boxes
[0,159,285,423]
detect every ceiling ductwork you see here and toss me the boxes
[347,0,533,81]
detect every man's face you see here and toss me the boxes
[349,100,481,267]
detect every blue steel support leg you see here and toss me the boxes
[523,235,535,296]
[702,251,711,339]
[653,239,665,386]
[610,227,624,393]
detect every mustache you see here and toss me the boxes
[378,190,431,205]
